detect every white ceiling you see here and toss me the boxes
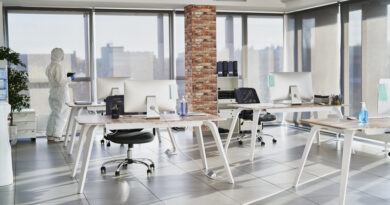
[1,0,341,13]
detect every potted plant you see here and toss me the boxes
[0,47,30,142]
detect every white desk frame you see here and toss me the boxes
[293,121,390,205]
[71,116,234,194]
[225,104,344,161]
[63,103,105,154]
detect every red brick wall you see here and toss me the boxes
[184,5,217,116]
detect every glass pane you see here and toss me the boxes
[94,13,170,80]
[8,12,90,134]
[247,16,284,103]
[348,9,362,117]
[175,14,185,99]
[217,15,243,77]
[302,18,315,72]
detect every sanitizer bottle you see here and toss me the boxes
[358,102,368,123]
[179,96,188,117]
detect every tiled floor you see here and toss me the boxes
[3,125,390,205]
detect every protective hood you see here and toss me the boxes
[51,48,64,63]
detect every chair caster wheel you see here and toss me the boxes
[272,139,277,143]
[122,164,127,169]
[147,169,152,176]
[101,167,106,174]
[388,152,390,157]
[115,171,120,176]
[257,137,263,142]
[261,141,265,146]
[107,141,111,147]
[238,140,243,145]
[100,139,104,144]
[150,164,155,170]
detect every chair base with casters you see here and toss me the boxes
[237,120,277,146]
[234,87,278,147]
[100,130,155,177]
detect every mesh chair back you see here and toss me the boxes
[234,88,260,104]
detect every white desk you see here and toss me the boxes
[72,114,235,194]
[225,103,346,161]
[294,118,390,205]
[64,102,105,154]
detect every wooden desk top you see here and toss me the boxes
[301,118,390,131]
[75,114,226,126]
[66,102,106,108]
[229,103,347,110]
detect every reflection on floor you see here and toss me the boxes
[3,125,390,205]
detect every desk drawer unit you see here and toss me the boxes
[13,111,35,122]
[13,121,36,130]
[12,109,37,140]
[218,109,235,118]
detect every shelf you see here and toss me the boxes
[218,76,239,79]
[218,99,236,104]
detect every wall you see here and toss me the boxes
[184,5,217,116]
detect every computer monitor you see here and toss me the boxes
[269,72,313,103]
[124,80,178,116]
[97,77,130,100]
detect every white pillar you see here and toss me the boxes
[0,1,14,186]
[0,101,13,186]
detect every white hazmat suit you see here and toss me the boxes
[46,48,70,140]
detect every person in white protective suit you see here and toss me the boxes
[46,48,72,142]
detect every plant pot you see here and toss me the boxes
[8,125,17,145]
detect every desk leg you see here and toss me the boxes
[77,125,98,194]
[195,126,208,170]
[338,131,355,205]
[250,110,261,162]
[68,108,83,154]
[204,121,234,184]
[64,108,75,147]
[72,125,90,178]
[225,108,242,153]
[156,128,162,143]
[313,111,321,146]
[333,107,344,119]
[167,128,178,154]
[333,107,344,143]
[293,126,319,187]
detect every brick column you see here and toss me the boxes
[184,5,217,116]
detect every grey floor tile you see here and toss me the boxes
[11,126,390,205]
[83,177,160,205]
[250,190,317,205]
[0,190,14,205]
[163,191,238,205]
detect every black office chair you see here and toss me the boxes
[100,95,155,177]
[100,129,155,176]
[235,88,277,146]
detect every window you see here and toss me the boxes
[289,5,340,97]
[7,11,90,133]
[347,9,362,116]
[247,16,284,103]
[217,15,242,77]
[94,12,170,80]
[342,0,390,116]
[175,14,185,99]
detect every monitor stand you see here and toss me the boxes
[110,87,120,96]
[289,85,302,105]
[146,96,160,119]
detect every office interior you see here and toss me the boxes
[1,0,390,204]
